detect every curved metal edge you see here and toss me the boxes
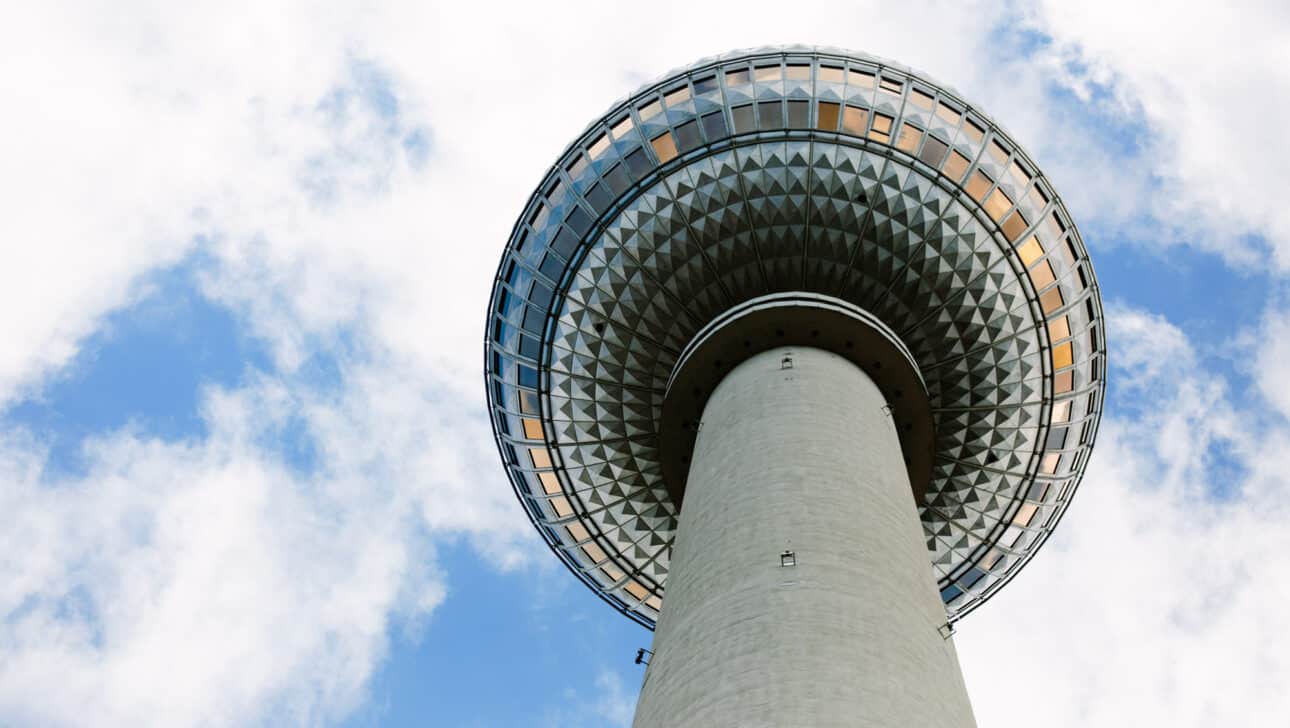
[658,293,935,507]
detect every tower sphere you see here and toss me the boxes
[485,46,1105,628]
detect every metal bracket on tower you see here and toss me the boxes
[635,648,654,666]
[938,622,957,640]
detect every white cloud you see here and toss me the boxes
[1018,1,1290,267]
[0,358,529,727]
[958,305,1290,727]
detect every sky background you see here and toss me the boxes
[2,1,1289,726]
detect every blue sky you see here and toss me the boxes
[2,2,1289,727]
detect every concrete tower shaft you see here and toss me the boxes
[633,347,976,728]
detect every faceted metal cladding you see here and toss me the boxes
[484,45,1106,628]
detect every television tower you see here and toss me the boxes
[484,46,1104,727]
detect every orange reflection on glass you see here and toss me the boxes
[566,522,589,542]
[611,116,634,139]
[842,105,869,135]
[943,150,970,181]
[1040,452,1061,474]
[1001,210,1028,242]
[984,187,1013,221]
[581,541,607,563]
[1048,315,1070,341]
[911,88,934,109]
[963,119,986,144]
[651,132,678,163]
[847,69,875,88]
[1014,503,1039,526]
[989,139,1010,165]
[645,595,663,611]
[550,496,573,517]
[522,417,545,440]
[588,133,610,159]
[638,100,661,120]
[896,123,922,153]
[538,471,561,495]
[754,65,781,82]
[786,64,810,81]
[1029,260,1056,289]
[935,102,961,126]
[1053,341,1074,369]
[1040,286,1064,314]
[966,169,993,202]
[1054,370,1074,394]
[818,102,841,131]
[664,86,691,106]
[529,447,552,469]
[819,65,845,83]
[624,581,649,600]
[602,565,624,582]
[868,112,893,142]
[1017,236,1044,266]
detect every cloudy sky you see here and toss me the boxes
[2,1,1289,726]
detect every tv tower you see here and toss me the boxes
[485,46,1104,727]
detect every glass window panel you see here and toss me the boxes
[645,595,663,611]
[757,100,783,130]
[754,64,780,82]
[1040,286,1064,314]
[602,564,624,582]
[732,104,756,133]
[1028,183,1049,210]
[638,99,661,120]
[1046,427,1068,450]
[896,123,922,153]
[963,118,986,143]
[989,139,1010,165]
[519,389,539,414]
[1001,210,1028,242]
[1017,236,1044,266]
[674,119,702,152]
[911,88,935,109]
[529,447,552,469]
[1048,315,1070,341]
[1030,260,1056,289]
[966,169,993,202]
[517,364,538,388]
[984,187,1013,221]
[1014,503,1039,526]
[841,105,869,135]
[817,101,841,131]
[518,335,540,359]
[567,522,590,542]
[522,417,545,440]
[693,75,718,95]
[538,471,561,495]
[935,102,961,125]
[879,76,902,94]
[819,65,845,83]
[919,135,948,167]
[623,147,651,178]
[1040,452,1061,474]
[787,100,809,128]
[786,64,810,80]
[604,163,630,194]
[1054,370,1074,394]
[725,68,750,86]
[550,496,573,517]
[651,131,678,163]
[1009,160,1031,187]
[1053,341,1074,369]
[868,112,893,142]
[943,149,970,181]
[1051,399,1072,423]
[624,581,649,600]
[847,69,875,88]
[701,110,728,139]
[587,134,610,159]
[664,85,691,106]
[581,541,607,563]
[611,116,634,139]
